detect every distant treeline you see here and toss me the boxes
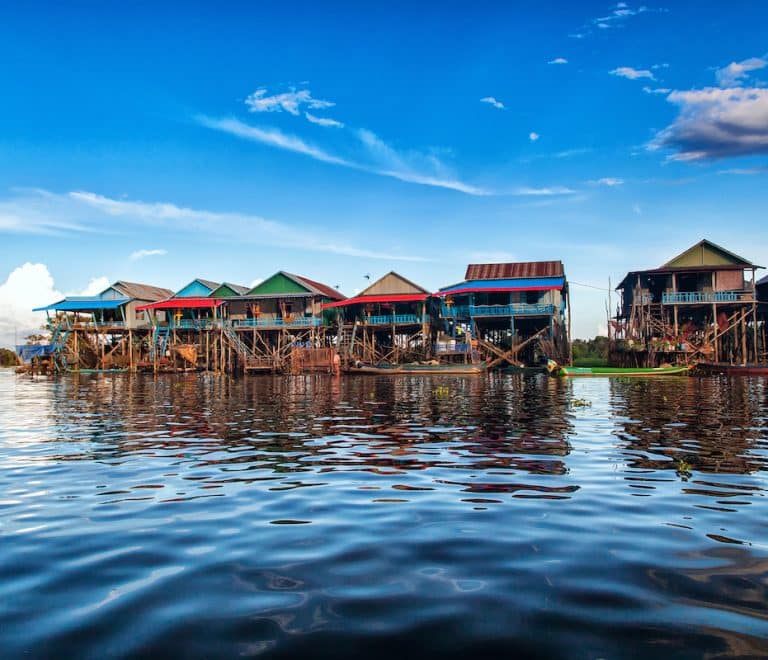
[571,336,609,366]
[0,348,19,367]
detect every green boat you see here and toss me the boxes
[547,361,691,377]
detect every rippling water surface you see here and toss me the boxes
[1,369,767,658]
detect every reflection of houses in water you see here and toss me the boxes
[46,373,578,493]
[608,377,768,475]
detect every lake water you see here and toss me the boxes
[1,369,767,658]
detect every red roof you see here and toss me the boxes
[465,261,564,280]
[292,274,346,301]
[322,293,428,308]
[136,298,225,311]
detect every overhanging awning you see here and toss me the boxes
[33,298,128,312]
[437,277,565,296]
[16,344,56,363]
[323,293,428,309]
[136,298,225,311]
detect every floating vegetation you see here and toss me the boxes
[572,398,592,408]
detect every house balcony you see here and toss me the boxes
[362,314,428,326]
[661,290,753,304]
[230,317,321,329]
[440,303,556,318]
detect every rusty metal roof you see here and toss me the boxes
[110,281,175,301]
[465,261,564,280]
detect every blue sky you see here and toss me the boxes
[1,1,767,345]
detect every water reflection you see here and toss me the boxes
[1,370,767,658]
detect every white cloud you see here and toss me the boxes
[651,86,768,160]
[0,263,62,347]
[716,57,767,87]
[199,115,488,195]
[529,132,540,142]
[129,248,167,261]
[249,278,263,288]
[611,67,655,80]
[591,177,624,186]
[642,86,671,94]
[633,203,642,215]
[245,88,334,115]
[305,112,344,128]
[548,58,568,65]
[480,96,505,110]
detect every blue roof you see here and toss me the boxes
[439,277,565,294]
[16,345,56,363]
[33,297,128,312]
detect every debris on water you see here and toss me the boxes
[572,398,591,408]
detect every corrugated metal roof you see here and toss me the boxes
[438,277,565,295]
[465,261,564,280]
[33,298,128,312]
[110,281,175,301]
[286,273,346,300]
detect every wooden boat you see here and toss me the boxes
[695,362,768,376]
[547,360,691,377]
[348,362,488,375]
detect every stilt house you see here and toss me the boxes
[323,271,431,364]
[436,261,569,365]
[612,239,763,365]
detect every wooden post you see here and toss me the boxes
[713,303,718,363]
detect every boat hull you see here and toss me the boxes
[555,366,691,377]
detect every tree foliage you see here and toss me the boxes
[0,348,19,367]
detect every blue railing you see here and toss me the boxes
[441,304,555,318]
[171,319,216,329]
[230,317,321,328]
[661,291,747,304]
[364,314,427,325]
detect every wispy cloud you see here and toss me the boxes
[0,188,428,262]
[355,128,490,195]
[480,96,505,110]
[245,87,334,115]
[611,66,655,80]
[198,115,489,195]
[513,186,575,196]
[529,132,540,142]
[197,115,352,166]
[548,57,568,65]
[642,86,671,94]
[130,248,167,261]
[590,177,624,186]
[305,112,344,128]
[593,3,650,29]
[718,166,768,175]
[715,57,767,87]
